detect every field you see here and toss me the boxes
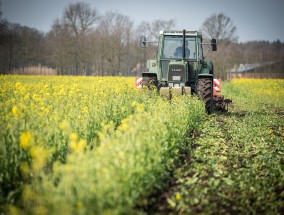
[153,79,284,214]
[0,76,283,214]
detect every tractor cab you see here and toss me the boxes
[140,30,216,92]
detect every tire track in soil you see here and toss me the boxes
[135,111,234,214]
[136,104,284,214]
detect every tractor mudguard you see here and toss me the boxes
[200,60,214,75]
[197,73,213,81]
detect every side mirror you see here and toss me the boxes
[211,39,217,51]
[140,36,146,48]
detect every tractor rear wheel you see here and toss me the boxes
[196,78,213,114]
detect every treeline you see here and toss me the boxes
[0,2,283,78]
[207,40,284,79]
[0,2,175,76]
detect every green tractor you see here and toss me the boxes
[140,29,218,114]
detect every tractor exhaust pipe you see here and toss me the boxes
[183,29,186,59]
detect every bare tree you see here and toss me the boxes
[48,19,73,75]
[64,2,99,37]
[136,19,176,69]
[0,0,6,32]
[136,19,176,41]
[62,2,99,75]
[0,0,2,18]
[201,13,238,79]
[201,13,238,43]
[112,13,133,75]
[95,12,133,76]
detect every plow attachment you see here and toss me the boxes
[213,79,232,111]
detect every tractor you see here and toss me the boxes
[139,29,231,113]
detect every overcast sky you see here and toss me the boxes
[2,0,284,42]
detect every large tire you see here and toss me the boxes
[196,78,213,114]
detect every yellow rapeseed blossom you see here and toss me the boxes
[76,202,84,209]
[30,146,50,172]
[131,101,145,113]
[59,120,71,132]
[70,133,79,141]
[118,118,129,132]
[175,193,182,201]
[15,82,21,89]
[232,78,284,98]
[12,106,20,116]
[131,101,138,107]
[70,139,87,153]
[136,103,145,113]
[20,132,33,149]
[81,106,89,114]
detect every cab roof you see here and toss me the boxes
[159,30,202,36]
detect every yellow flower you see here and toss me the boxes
[131,101,138,107]
[131,101,145,113]
[59,120,70,132]
[136,103,145,113]
[78,139,87,152]
[15,82,21,88]
[70,139,87,153]
[30,146,50,172]
[118,118,129,132]
[76,202,83,209]
[70,133,79,141]
[175,193,182,201]
[20,132,33,149]
[12,106,20,115]
[81,106,89,114]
